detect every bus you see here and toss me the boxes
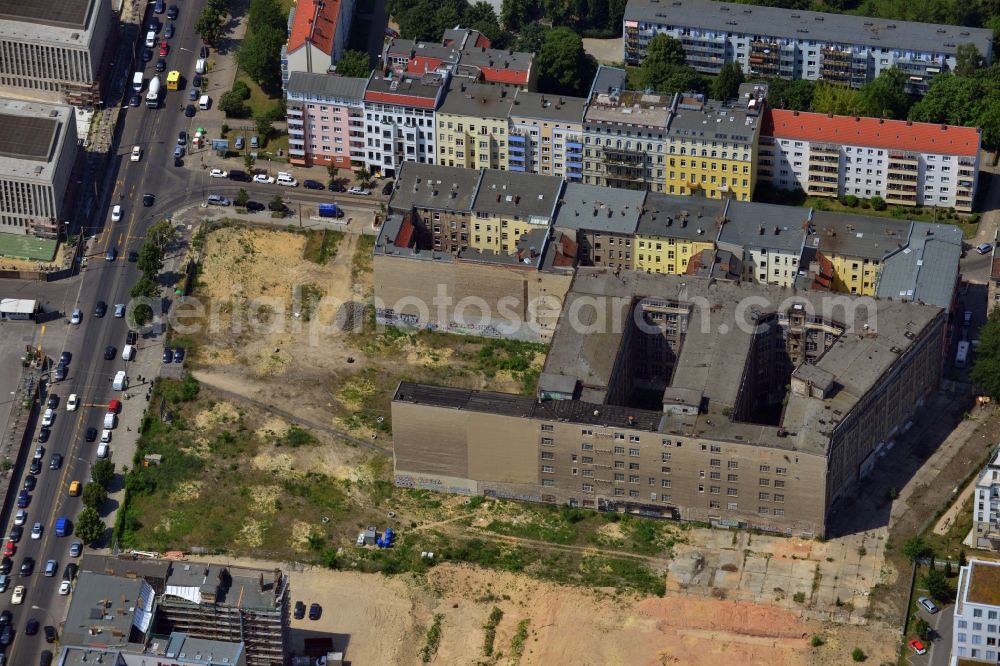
[956,341,970,369]
[166,70,180,91]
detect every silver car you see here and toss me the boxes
[917,596,939,614]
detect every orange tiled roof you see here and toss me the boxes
[762,109,980,157]
[287,0,341,55]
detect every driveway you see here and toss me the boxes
[928,604,954,666]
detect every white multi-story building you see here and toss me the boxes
[286,72,368,169]
[759,110,981,213]
[362,71,448,176]
[281,0,357,90]
[0,96,77,237]
[0,0,114,105]
[953,559,1000,664]
[623,0,993,94]
[508,91,586,181]
[716,200,806,288]
[974,448,1000,551]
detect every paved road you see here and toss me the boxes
[928,604,955,666]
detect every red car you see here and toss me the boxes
[908,639,927,655]
[108,399,121,414]
[159,41,169,56]
[3,541,15,557]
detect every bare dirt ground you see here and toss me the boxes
[584,37,625,65]
[197,554,896,666]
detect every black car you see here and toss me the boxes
[268,200,289,213]
[228,169,250,182]
[0,611,10,626]
[155,58,167,72]
[9,526,22,544]
[44,625,56,643]
[308,603,322,620]
[0,624,12,646]
[130,93,141,107]
[184,104,196,117]
[41,650,54,666]
[85,427,98,442]
[200,45,209,58]
[192,73,202,87]
[167,4,178,19]
[382,180,395,195]
[173,348,185,363]
[128,250,139,262]
[164,22,174,39]
[105,247,117,262]
[95,300,107,317]
[46,393,59,409]
[142,48,153,62]
[25,618,38,635]
[50,454,63,470]
[0,558,11,575]
[17,490,30,507]
[303,179,324,190]
[29,459,41,475]
[147,18,159,32]
[104,345,116,360]
[126,330,138,345]
[60,351,71,365]
[294,600,306,619]
[63,563,78,581]
[174,156,184,167]
[37,427,50,443]
[245,201,265,212]
[163,348,173,363]
[21,557,34,576]
[329,181,346,192]
[23,475,36,492]
[177,130,187,145]
[143,193,155,207]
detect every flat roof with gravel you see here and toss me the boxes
[0,0,93,28]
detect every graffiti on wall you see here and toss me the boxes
[395,474,476,496]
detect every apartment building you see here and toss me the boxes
[716,200,807,287]
[508,91,586,180]
[436,81,514,170]
[953,559,1000,663]
[622,0,993,94]
[663,86,765,201]
[468,168,563,254]
[281,0,356,89]
[554,183,645,269]
[363,71,448,176]
[387,162,483,253]
[759,109,981,212]
[0,0,113,105]
[393,268,946,536]
[385,28,535,89]
[0,96,78,237]
[285,72,368,168]
[874,222,962,310]
[634,194,726,274]
[973,448,1000,551]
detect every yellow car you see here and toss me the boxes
[69,481,81,497]
[11,585,24,604]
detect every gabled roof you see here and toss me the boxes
[287,0,342,55]
[763,109,981,157]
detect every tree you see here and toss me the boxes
[637,34,705,95]
[466,1,502,42]
[515,21,546,53]
[870,195,886,211]
[91,459,115,488]
[147,219,176,251]
[219,89,250,118]
[132,303,154,327]
[82,482,108,510]
[764,78,816,111]
[354,166,375,189]
[858,67,912,119]
[269,194,285,211]
[915,617,931,641]
[75,507,105,545]
[712,63,744,101]
[237,24,285,91]
[247,0,284,31]
[129,275,159,298]
[537,27,597,97]
[640,34,687,76]
[955,43,982,77]
[902,535,931,562]
[959,549,968,568]
[501,0,537,30]
[925,567,953,603]
[971,306,1000,397]
[196,5,226,45]
[811,82,863,116]
[254,113,273,139]
[336,50,371,78]
[235,188,250,207]
[244,152,255,171]
[137,243,163,278]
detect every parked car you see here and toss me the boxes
[188,87,198,101]
[308,603,322,620]
[250,135,259,149]
[908,639,926,655]
[70,542,82,557]
[29,459,41,475]
[200,45,209,58]
[184,104,196,117]
[228,169,250,182]
[235,135,244,149]
[44,624,56,642]
[60,351,71,365]
[9,585,21,604]
[253,173,274,184]
[22,476,35,492]
[163,348,173,363]
[8,527,21,544]
[917,596,939,614]
[70,308,82,324]
[294,600,306,619]
[192,73,202,87]
[155,58,166,72]
[126,330,138,345]
[37,427,50,443]
[177,130,187,145]
[129,93,141,107]
[173,348,185,363]
[329,181,346,192]
[382,180,395,195]
[303,179,324,190]
[167,5,178,19]
[0,558,11,575]
[59,580,71,595]
[42,409,54,427]
[207,194,231,206]
[142,48,153,62]
[46,394,59,409]
[348,186,370,195]
[245,201,265,212]
[17,491,30,508]
[164,22,174,39]
[209,168,228,178]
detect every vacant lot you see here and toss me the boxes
[183,223,545,436]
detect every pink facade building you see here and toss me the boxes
[286,72,369,169]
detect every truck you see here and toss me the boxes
[54,517,69,537]
[956,340,970,369]
[132,72,143,92]
[318,203,344,218]
[145,76,161,108]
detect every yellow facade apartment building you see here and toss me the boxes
[633,194,726,274]
[436,81,514,171]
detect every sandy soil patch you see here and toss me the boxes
[255,416,291,440]
[251,450,295,475]
[239,518,265,548]
[194,401,240,430]
[170,481,203,503]
[179,435,212,460]
[250,485,281,515]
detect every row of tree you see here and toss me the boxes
[235,0,287,93]
[74,459,116,545]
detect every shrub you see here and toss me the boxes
[810,634,825,647]
[840,195,859,207]
[870,195,887,211]
[793,591,806,603]
[851,647,866,662]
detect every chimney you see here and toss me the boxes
[774,225,780,235]
[793,110,799,116]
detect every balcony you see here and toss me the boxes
[566,141,582,150]
[508,134,526,143]
[885,191,917,204]
[887,163,918,175]
[886,171,918,184]
[566,160,583,169]
[286,107,303,117]
[888,152,918,164]
[508,144,525,154]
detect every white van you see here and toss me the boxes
[195,58,206,74]
[121,344,135,361]
[103,412,116,430]
[276,172,298,187]
[132,72,144,92]
[145,30,156,48]
[112,370,127,391]
[97,442,109,458]
[198,94,210,110]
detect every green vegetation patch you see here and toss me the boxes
[0,234,57,262]
[302,229,345,264]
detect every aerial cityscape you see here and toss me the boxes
[0,0,999,663]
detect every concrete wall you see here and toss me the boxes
[374,253,572,342]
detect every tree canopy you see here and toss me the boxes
[336,50,372,78]
[909,64,1000,149]
[856,67,911,119]
[75,507,105,545]
[971,306,1000,398]
[637,34,706,95]
[237,0,286,92]
[536,27,597,97]
[91,459,115,488]
[712,63,745,102]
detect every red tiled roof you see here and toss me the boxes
[762,109,981,157]
[480,68,529,85]
[363,91,438,108]
[405,56,445,74]
[287,0,341,55]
